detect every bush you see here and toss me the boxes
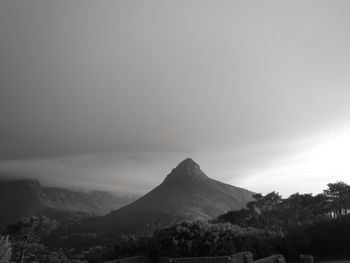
[115,221,281,260]
[286,216,350,258]
[0,235,11,263]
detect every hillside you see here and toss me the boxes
[0,179,137,230]
[89,158,254,240]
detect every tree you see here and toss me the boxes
[216,208,253,227]
[247,192,282,230]
[311,193,330,219]
[324,182,350,218]
[0,235,12,263]
[283,193,314,226]
[6,215,58,263]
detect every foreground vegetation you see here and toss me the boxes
[115,221,282,260]
[114,181,350,260]
[1,181,350,262]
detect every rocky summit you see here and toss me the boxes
[164,158,208,181]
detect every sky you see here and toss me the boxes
[1,1,350,197]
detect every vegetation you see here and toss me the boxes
[286,215,350,257]
[0,235,12,263]
[2,181,350,262]
[5,216,60,263]
[114,181,350,261]
[216,182,350,231]
[115,221,280,260]
[2,216,111,263]
[216,181,350,259]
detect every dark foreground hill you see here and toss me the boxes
[84,158,254,241]
[0,179,137,230]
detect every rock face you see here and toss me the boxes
[94,158,255,240]
[0,179,137,230]
[164,158,208,181]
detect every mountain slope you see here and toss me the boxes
[93,158,254,239]
[0,179,137,230]
[42,187,135,215]
[0,180,44,230]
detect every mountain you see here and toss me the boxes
[89,158,254,241]
[42,187,135,215]
[0,179,137,230]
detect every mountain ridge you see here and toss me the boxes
[0,179,137,230]
[86,158,255,241]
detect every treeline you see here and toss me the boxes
[114,181,350,260]
[215,181,350,258]
[216,181,350,232]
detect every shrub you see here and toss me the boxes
[0,235,11,263]
[286,216,350,258]
[115,221,281,260]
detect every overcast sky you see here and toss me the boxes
[1,1,350,196]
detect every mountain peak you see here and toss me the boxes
[175,158,199,172]
[100,158,254,237]
[165,158,207,181]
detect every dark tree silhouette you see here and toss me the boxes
[324,182,350,218]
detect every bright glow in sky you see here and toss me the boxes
[1,127,350,197]
[239,128,350,196]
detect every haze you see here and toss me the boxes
[1,1,350,196]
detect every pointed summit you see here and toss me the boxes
[165,158,207,181]
[174,158,200,174]
[96,159,255,238]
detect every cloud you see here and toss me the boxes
[1,1,350,196]
[1,1,350,159]
[0,152,191,194]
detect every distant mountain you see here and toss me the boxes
[0,179,137,230]
[42,187,135,215]
[88,158,254,241]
